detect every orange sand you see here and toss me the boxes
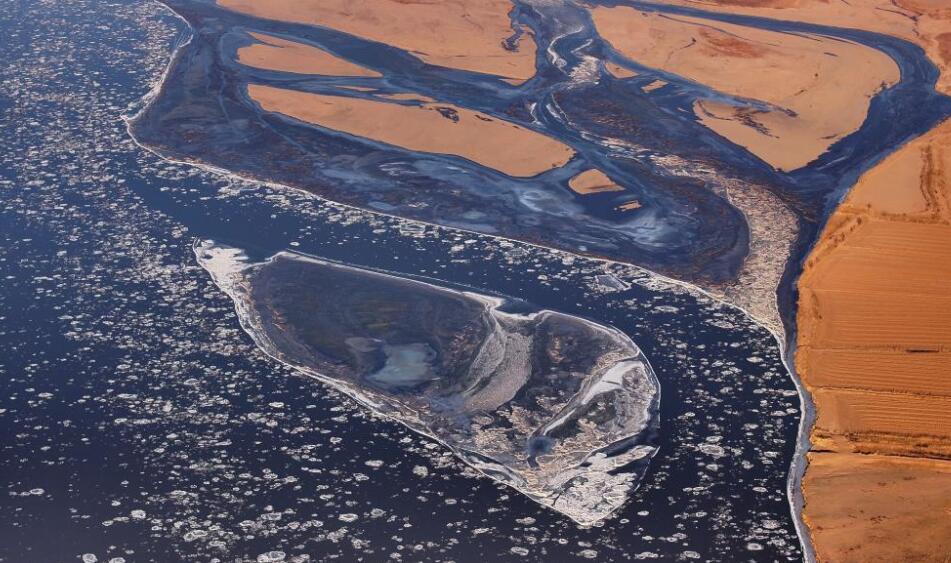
[377,93,437,103]
[605,62,638,79]
[236,32,381,77]
[802,453,951,563]
[568,169,624,194]
[219,0,537,82]
[615,200,643,211]
[248,84,574,177]
[798,119,951,561]
[591,6,899,171]
[662,0,951,95]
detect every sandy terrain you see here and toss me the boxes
[219,0,537,82]
[798,119,951,561]
[568,169,624,194]
[604,62,638,79]
[615,200,642,211]
[591,6,899,171]
[803,453,951,563]
[236,32,381,77]
[641,79,666,93]
[248,84,574,177]
[662,0,951,95]
[664,8,951,557]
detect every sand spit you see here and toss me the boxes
[237,32,381,77]
[591,6,899,171]
[568,169,624,194]
[797,119,951,561]
[218,0,537,81]
[247,84,575,177]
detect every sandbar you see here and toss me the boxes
[605,62,638,79]
[568,169,624,194]
[660,0,951,95]
[236,32,381,77]
[248,84,575,177]
[590,6,899,171]
[615,200,643,212]
[219,0,537,81]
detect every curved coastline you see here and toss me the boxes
[125,1,951,560]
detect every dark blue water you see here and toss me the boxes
[0,1,810,561]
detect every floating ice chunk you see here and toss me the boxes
[182,530,207,542]
[411,465,428,478]
[515,517,536,526]
[698,444,727,458]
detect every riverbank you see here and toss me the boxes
[648,2,951,559]
[797,117,951,562]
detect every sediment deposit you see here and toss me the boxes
[798,119,951,562]
[219,0,538,81]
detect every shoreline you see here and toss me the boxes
[122,1,951,559]
[122,1,815,559]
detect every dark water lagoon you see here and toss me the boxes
[5,0,947,561]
